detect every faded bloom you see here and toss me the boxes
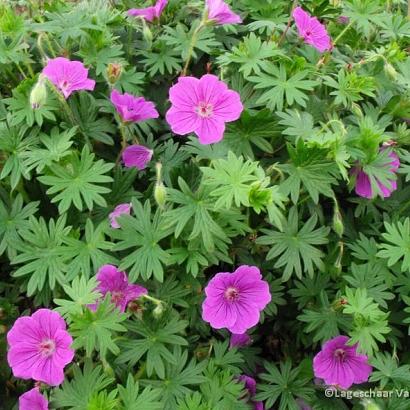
[110,89,159,123]
[230,332,251,348]
[122,144,153,170]
[353,150,400,199]
[128,0,168,22]
[166,74,243,144]
[42,57,95,99]
[90,265,147,312]
[313,335,372,389]
[106,63,122,84]
[7,309,74,386]
[238,375,264,410]
[293,7,331,53]
[109,203,132,229]
[202,265,271,334]
[337,16,350,25]
[19,387,48,410]
[206,0,242,25]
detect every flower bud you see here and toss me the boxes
[153,303,164,318]
[351,103,363,118]
[142,22,153,46]
[332,208,344,237]
[30,75,47,109]
[384,63,397,80]
[362,399,382,410]
[106,63,122,84]
[154,163,166,209]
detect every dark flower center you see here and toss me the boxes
[224,286,239,302]
[111,291,124,305]
[39,339,56,357]
[195,102,213,118]
[334,348,346,361]
[59,80,70,91]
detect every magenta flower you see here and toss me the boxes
[202,265,271,334]
[238,375,264,410]
[230,332,251,348]
[128,0,168,22]
[292,7,331,53]
[42,57,95,99]
[206,0,242,25]
[110,89,159,123]
[19,387,48,410]
[109,203,132,229]
[122,144,153,170]
[7,309,74,386]
[353,150,399,199]
[166,74,243,144]
[90,264,147,312]
[313,335,372,389]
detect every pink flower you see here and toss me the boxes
[110,89,159,123]
[166,74,243,144]
[238,375,264,410]
[7,309,74,386]
[353,150,399,199]
[202,265,271,334]
[206,0,242,25]
[230,332,251,348]
[128,0,168,22]
[109,203,132,229]
[90,265,147,312]
[313,335,372,390]
[42,57,95,99]
[19,387,48,410]
[292,7,331,53]
[122,144,153,170]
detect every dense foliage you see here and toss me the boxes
[1,0,410,409]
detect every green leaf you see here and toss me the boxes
[279,141,339,204]
[377,218,410,272]
[12,215,71,295]
[54,275,101,320]
[164,178,230,253]
[70,295,127,357]
[0,194,39,259]
[255,359,315,410]
[24,127,75,173]
[139,41,182,76]
[38,145,114,213]
[117,317,188,378]
[52,360,115,410]
[217,33,284,77]
[118,374,162,410]
[298,291,350,343]
[248,63,318,111]
[111,199,172,282]
[370,352,410,388]
[257,207,329,280]
[0,120,39,189]
[200,151,259,209]
[62,219,116,279]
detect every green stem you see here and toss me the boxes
[15,63,27,79]
[278,0,298,46]
[332,21,354,48]
[37,33,49,61]
[142,294,164,306]
[182,16,208,76]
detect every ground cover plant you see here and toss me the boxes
[0,0,410,409]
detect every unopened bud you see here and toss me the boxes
[142,22,153,46]
[351,103,363,118]
[384,63,397,80]
[106,63,122,84]
[332,209,344,237]
[152,303,164,318]
[362,399,381,410]
[154,163,166,209]
[30,75,47,109]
